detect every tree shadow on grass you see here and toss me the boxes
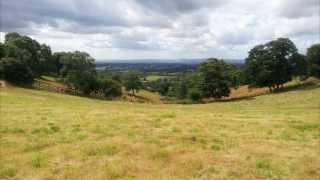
[124,94,155,103]
[273,81,320,93]
[205,96,256,103]
[206,79,320,104]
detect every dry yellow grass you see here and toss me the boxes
[0,81,319,179]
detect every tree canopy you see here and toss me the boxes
[306,43,320,77]
[244,38,301,90]
[123,71,142,95]
[197,58,239,99]
[0,32,122,98]
[0,57,34,84]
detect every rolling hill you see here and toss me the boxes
[0,82,319,179]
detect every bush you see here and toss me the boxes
[102,79,122,98]
[65,71,99,95]
[306,43,320,77]
[123,71,142,95]
[0,57,34,84]
[188,89,201,101]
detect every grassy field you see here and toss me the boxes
[145,75,171,81]
[0,82,320,179]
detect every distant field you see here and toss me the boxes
[0,82,319,179]
[145,75,171,81]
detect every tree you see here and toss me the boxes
[188,88,201,101]
[54,51,97,95]
[244,38,299,91]
[58,51,95,78]
[39,44,54,75]
[155,78,171,96]
[0,43,4,59]
[66,70,98,95]
[176,78,188,99]
[174,73,201,99]
[291,53,308,79]
[306,43,320,77]
[4,32,44,77]
[197,58,235,99]
[101,79,122,97]
[0,57,33,84]
[5,32,21,43]
[227,64,242,89]
[123,71,142,95]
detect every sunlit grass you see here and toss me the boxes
[0,81,319,179]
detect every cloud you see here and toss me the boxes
[278,0,319,19]
[134,0,224,15]
[0,0,319,59]
[1,0,132,33]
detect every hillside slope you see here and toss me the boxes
[0,84,319,179]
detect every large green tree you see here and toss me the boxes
[155,78,171,96]
[197,58,237,99]
[306,43,320,77]
[61,51,97,94]
[291,53,309,79]
[0,57,34,84]
[0,43,4,59]
[39,44,54,74]
[244,38,299,91]
[2,32,54,77]
[4,33,42,76]
[123,71,142,95]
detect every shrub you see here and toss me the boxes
[102,79,122,98]
[188,89,201,101]
[0,57,34,84]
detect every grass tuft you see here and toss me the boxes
[83,145,118,156]
[211,144,221,151]
[0,167,17,178]
[31,153,48,168]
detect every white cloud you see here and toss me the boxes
[0,0,319,60]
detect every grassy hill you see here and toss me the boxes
[0,82,319,179]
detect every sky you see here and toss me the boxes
[0,0,319,60]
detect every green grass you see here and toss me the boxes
[145,75,171,81]
[0,83,319,179]
[40,75,57,82]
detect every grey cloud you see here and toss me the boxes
[0,0,317,58]
[278,0,319,19]
[134,0,225,16]
[1,0,130,32]
[217,31,253,45]
[110,38,162,50]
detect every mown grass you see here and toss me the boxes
[0,82,319,179]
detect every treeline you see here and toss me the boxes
[1,33,319,102]
[0,32,122,98]
[145,38,320,101]
[144,59,242,101]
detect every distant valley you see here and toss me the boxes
[95,59,245,72]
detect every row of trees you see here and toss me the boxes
[1,33,319,102]
[144,59,241,101]
[0,32,122,98]
[147,38,319,101]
